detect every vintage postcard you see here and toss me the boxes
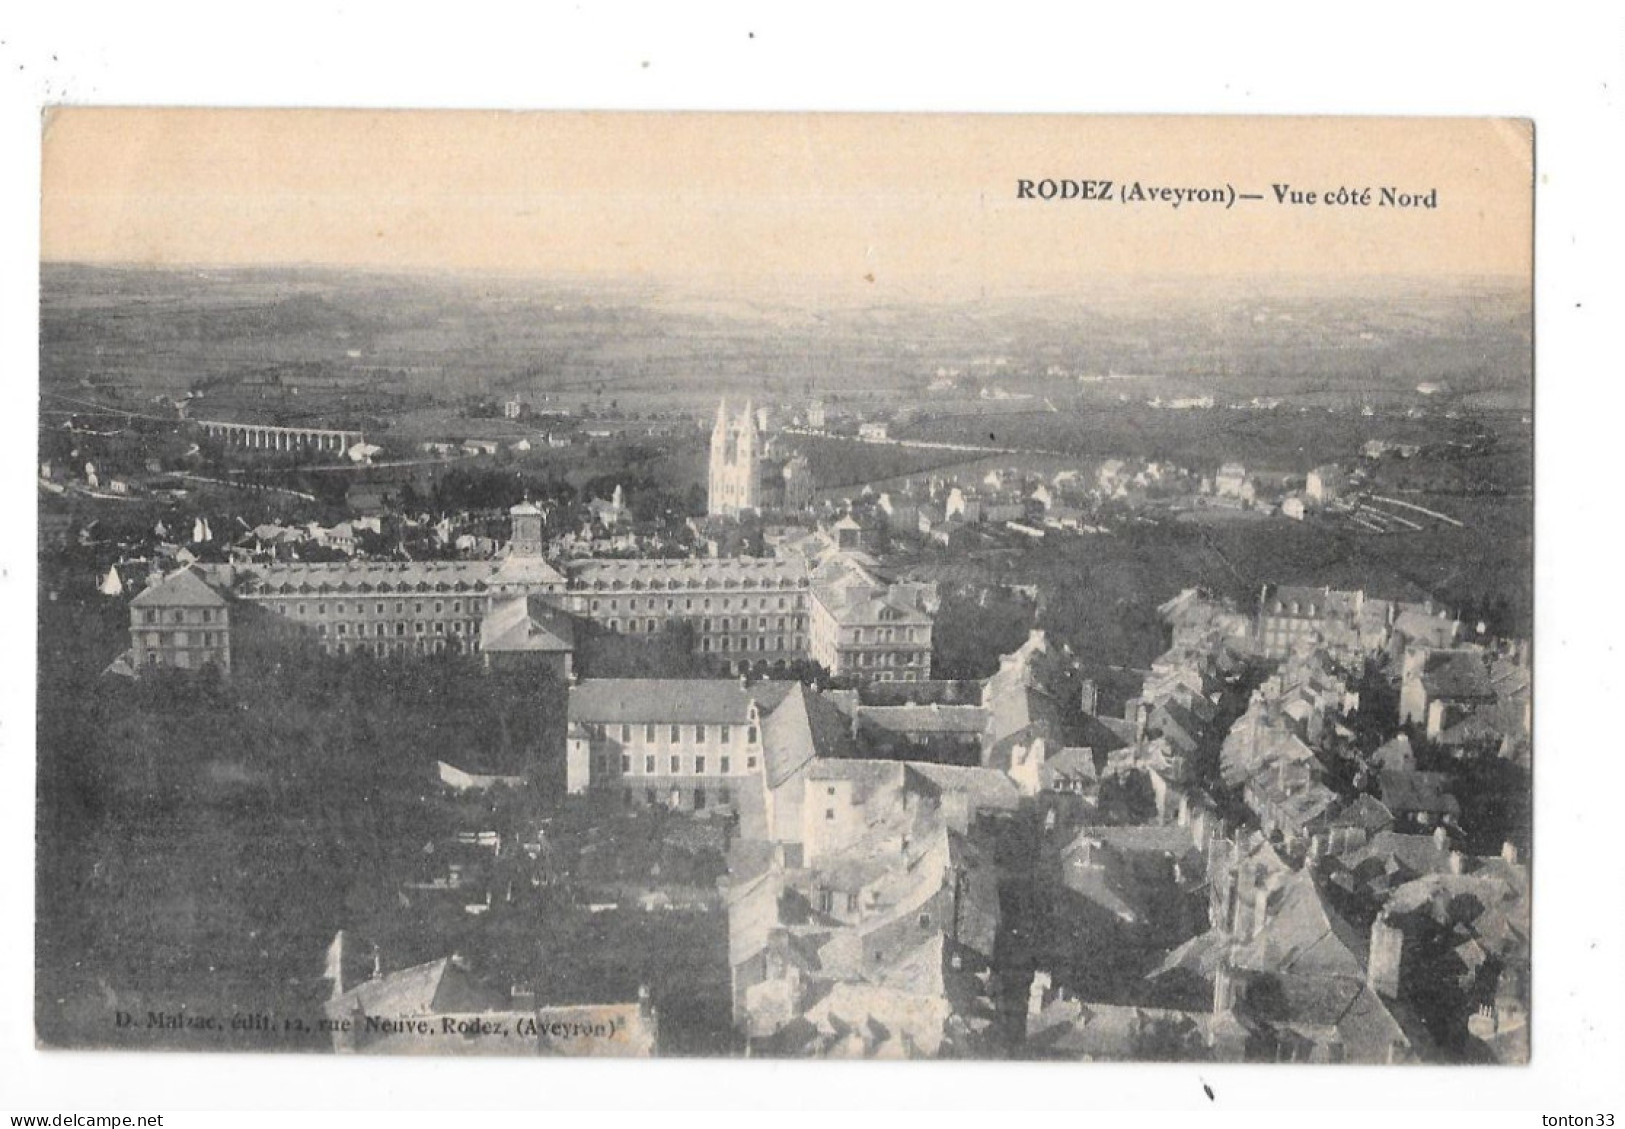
[36,110,1533,1063]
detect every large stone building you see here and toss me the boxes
[128,567,231,674]
[564,678,792,809]
[707,398,815,517]
[130,497,930,682]
[561,556,810,670]
[808,562,934,682]
[709,399,764,516]
[238,554,566,658]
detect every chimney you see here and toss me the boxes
[1501,841,1519,866]
[1307,835,1326,865]
[1432,826,1450,853]
[1368,913,1404,999]
[1213,957,1240,1016]
[1079,678,1099,717]
[1027,970,1053,1024]
[1448,850,1466,875]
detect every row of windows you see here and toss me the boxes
[273,598,489,618]
[584,722,759,746]
[142,648,223,668]
[577,572,808,591]
[139,608,219,625]
[587,594,805,613]
[832,667,923,682]
[316,620,479,638]
[843,649,927,667]
[846,626,921,644]
[137,631,222,648]
[319,638,478,657]
[595,752,758,777]
[622,786,731,810]
[699,635,803,653]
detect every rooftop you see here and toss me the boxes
[130,567,227,608]
[569,678,795,725]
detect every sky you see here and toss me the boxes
[40,110,1533,301]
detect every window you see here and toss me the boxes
[670,725,681,744]
[747,726,758,744]
[435,601,443,614]
[318,603,327,615]
[396,623,406,637]
[621,724,631,743]
[918,913,932,929]
[695,725,706,743]
[669,756,681,773]
[694,788,706,811]
[720,724,731,744]
[336,603,346,615]
[818,890,834,913]
[645,755,655,774]
[720,756,730,774]
[318,624,327,637]
[646,789,657,805]
[695,756,706,774]
[746,756,757,770]
[453,600,462,613]
[848,893,860,913]
[621,754,630,773]
[202,609,213,624]
[377,603,385,614]
[645,724,656,743]
[825,809,835,821]
[720,786,731,806]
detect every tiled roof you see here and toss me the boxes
[568,678,794,725]
[1379,771,1461,817]
[569,556,807,588]
[1419,649,1495,701]
[762,683,857,789]
[858,704,988,736]
[325,957,495,1019]
[129,567,227,608]
[481,595,575,653]
[904,763,1022,814]
[1070,823,1197,857]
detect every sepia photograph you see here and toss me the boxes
[32,109,1537,1069]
